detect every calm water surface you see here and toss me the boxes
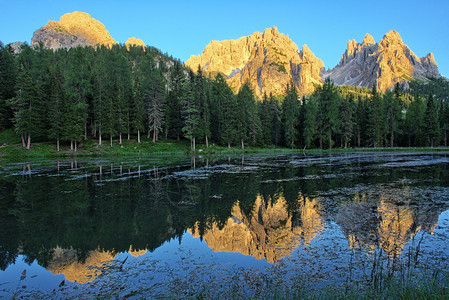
[0,152,449,298]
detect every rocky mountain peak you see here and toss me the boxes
[125,37,146,49]
[362,33,375,46]
[185,27,324,97]
[324,30,441,91]
[31,11,116,50]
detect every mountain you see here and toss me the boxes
[125,37,146,49]
[185,26,324,98]
[32,11,116,49]
[323,30,440,91]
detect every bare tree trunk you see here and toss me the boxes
[26,134,31,150]
[228,143,231,149]
[137,130,141,144]
[319,137,323,149]
[110,136,113,148]
[99,132,102,146]
[21,134,25,148]
[193,137,196,152]
[153,127,156,142]
[241,139,244,150]
[344,137,348,149]
[206,135,209,148]
[84,122,87,140]
[74,141,77,152]
[329,135,332,150]
[119,133,122,145]
[57,139,60,152]
[70,140,73,152]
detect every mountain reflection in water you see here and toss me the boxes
[0,153,448,298]
[190,195,323,263]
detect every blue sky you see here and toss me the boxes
[1,0,448,77]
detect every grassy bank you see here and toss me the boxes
[1,129,448,159]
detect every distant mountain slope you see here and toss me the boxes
[185,27,324,98]
[323,30,440,91]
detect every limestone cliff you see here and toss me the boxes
[324,30,440,91]
[189,195,323,263]
[185,27,324,98]
[31,11,116,50]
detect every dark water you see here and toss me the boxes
[0,152,449,298]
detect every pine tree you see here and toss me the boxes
[367,85,383,147]
[270,94,282,147]
[315,78,341,149]
[383,90,402,147]
[48,65,66,152]
[303,95,318,148]
[440,101,449,147]
[13,68,41,149]
[181,82,200,152]
[282,83,299,148]
[165,61,184,140]
[259,93,273,146]
[424,94,440,147]
[194,66,211,147]
[236,82,260,149]
[339,95,354,148]
[405,96,426,146]
[146,69,165,143]
[0,43,18,130]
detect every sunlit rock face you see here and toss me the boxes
[46,246,148,283]
[47,247,116,283]
[125,37,146,50]
[337,190,440,256]
[185,27,324,98]
[189,195,323,263]
[31,11,116,50]
[324,30,440,91]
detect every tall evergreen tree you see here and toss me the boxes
[424,94,440,147]
[367,85,383,147]
[440,101,449,147]
[0,43,18,130]
[315,78,340,149]
[146,69,165,142]
[282,83,299,148]
[382,90,402,147]
[270,94,282,147]
[194,66,211,147]
[405,96,426,146]
[303,95,318,148]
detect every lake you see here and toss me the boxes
[1,152,449,298]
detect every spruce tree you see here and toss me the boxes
[282,83,299,148]
[303,95,318,148]
[405,96,426,146]
[383,90,402,147]
[146,68,165,143]
[270,94,282,147]
[424,94,440,147]
[0,43,18,130]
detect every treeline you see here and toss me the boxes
[0,42,448,151]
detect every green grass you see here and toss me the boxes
[1,129,448,159]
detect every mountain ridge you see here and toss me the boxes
[185,26,324,98]
[323,30,441,91]
[26,12,444,95]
